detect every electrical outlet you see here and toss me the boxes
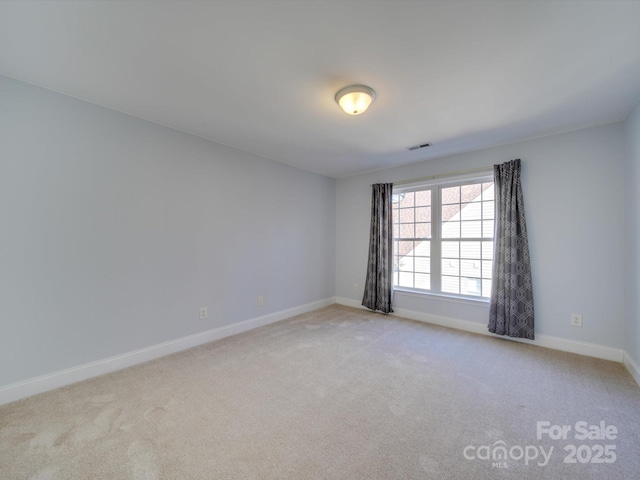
[570,313,582,327]
[199,307,208,320]
[353,283,358,293]
[257,295,264,306]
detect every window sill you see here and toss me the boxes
[393,288,490,307]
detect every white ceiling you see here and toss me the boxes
[2,1,640,178]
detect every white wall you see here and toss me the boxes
[0,75,336,388]
[337,123,627,349]
[623,100,640,368]
[2,71,636,394]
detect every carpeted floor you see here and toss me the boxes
[1,305,639,479]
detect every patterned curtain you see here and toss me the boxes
[489,159,534,339]
[362,183,394,314]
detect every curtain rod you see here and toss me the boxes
[389,165,493,187]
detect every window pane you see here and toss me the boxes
[482,183,495,201]
[415,256,430,273]
[399,208,414,223]
[442,186,460,204]
[482,279,492,298]
[482,220,494,238]
[482,260,493,279]
[461,259,481,277]
[400,223,414,238]
[483,201,494,219]
[414,240,430,256]
[461,183,482,202]
[415,206,431,222]
[482,241,494,260]
[460,202,482,220]
[393,223,400,238]
[398,241,414,256]
[442,241,459,258]
[441,204,460,221]
[415,190,431,206]
[399,192,414,207]
[442,221,460,238]
[461,277,482,296]
[461,221,482,238]
[399,256,413,272]
[415,223,431,238]
[399,272,413,288]
[442,276,460,294]
[415,273,430,289]
[460,241,480,259]
[442,258,459,276]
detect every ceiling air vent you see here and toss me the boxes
[408,142,431,151]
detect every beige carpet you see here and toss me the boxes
[1,305,639,479]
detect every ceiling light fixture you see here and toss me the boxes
[335,85,376,115]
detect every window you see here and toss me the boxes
[392,177,495,299]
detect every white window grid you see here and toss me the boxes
[392,177,494,299]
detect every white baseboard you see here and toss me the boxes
[0,297,335,406]
[335,297,625,363]
[3,297,635,406]
[334,297,368,310]
[623,351,640,387]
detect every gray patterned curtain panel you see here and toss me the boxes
[362,183,394,314]
[489,159,535,339]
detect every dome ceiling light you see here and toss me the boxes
[335,85,376,115]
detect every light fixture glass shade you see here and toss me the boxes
[335,85,376,115]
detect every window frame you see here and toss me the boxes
[392,173,494,302]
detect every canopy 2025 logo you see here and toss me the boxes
[462,420,618,468]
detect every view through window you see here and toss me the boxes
[392,178,495,298]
